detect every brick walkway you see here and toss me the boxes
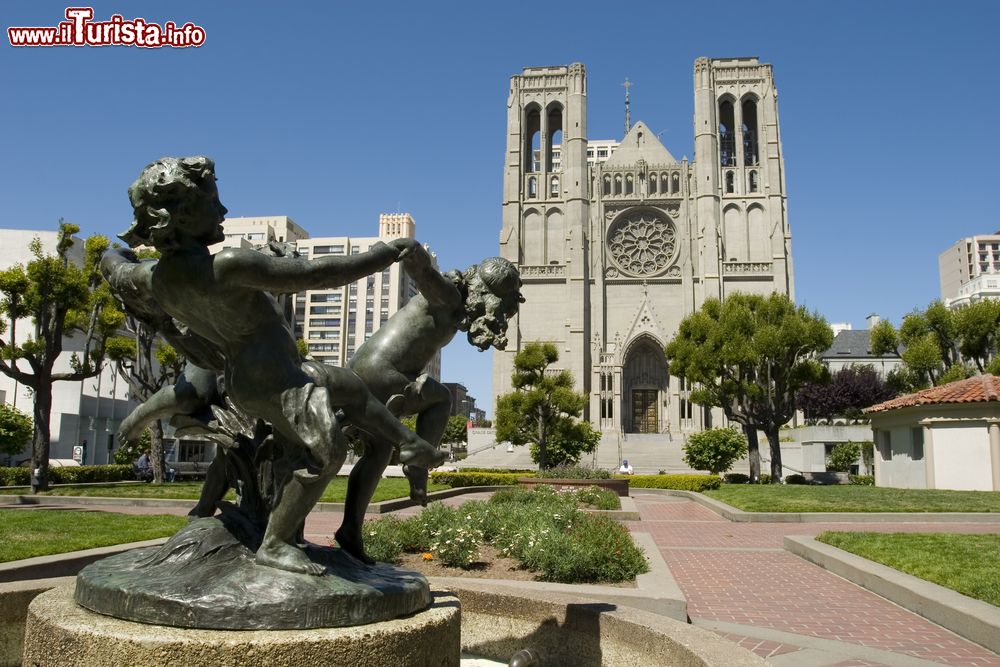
[28,490,1000,665]
[631,492,1000,666]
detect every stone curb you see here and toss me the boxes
[784,535,1000,655]
[638,488,1000,523]
[0,539,168,583]
[429,531,687,622]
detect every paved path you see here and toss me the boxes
[630,491,1000,667]
[20,490,1000,666]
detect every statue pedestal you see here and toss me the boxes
[23,583,461,667]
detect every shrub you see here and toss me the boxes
[827,442,861,472]
[850,474,875,486]
[626,474,721,492]
[429,471,528,488]
[682,427,748,474]
[573,485,620,510]
[525,514,648,583]
[536,464,611,480]
[360,516,406,563]
[458,468,535,474]
[48,465,134,484]
[428,522,483,568]
[759,473,771,484]
[0,466,30,486]
[724,473,749,484]
[785,474,807,485]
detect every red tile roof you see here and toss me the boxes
[864,375,1000,413]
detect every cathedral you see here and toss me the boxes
[493,58,795,438]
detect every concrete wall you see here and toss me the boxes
[933,422,993,491]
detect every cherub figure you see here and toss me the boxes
[115,155,445,574]
[337,244,522,563]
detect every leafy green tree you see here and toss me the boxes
[113,427,149,466]
[826,441,861,472]
[682,427,747,474]
[872,300,1000,389]
[666,293,831,483]
[442,414,469,446]
[0,222,123,490]
[0,402,33,463]
[495,342,597,470]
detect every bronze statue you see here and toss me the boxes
[339,247,522,563]
[111,156,446,575]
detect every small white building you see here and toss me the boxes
[864,375,1000,491]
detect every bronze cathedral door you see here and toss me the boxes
[632,389,658,433]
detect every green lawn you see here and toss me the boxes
[0,510,186,563]
[817,532,1000,607]
[704,484,1000,513]
[0,477,445,504]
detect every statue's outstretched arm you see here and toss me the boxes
[214,241,405,293]
[401,242,462,309]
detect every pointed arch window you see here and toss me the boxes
[603,174,612,196]
[523,106,541,173]
[614,175,622,196]
[625,174,634,195]
[748,170,759,193]
[741,98,759,166]
[725,171,735,194]
[649,173,658,194]
[719,99,736,167]
[527,176,537,199]
[671,172,680,194]
[661,173,669,194]
[549,176,560,197]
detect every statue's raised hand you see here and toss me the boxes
[388,237,420,260]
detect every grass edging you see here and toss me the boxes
[0,538,169,583]
[636,488,1000,524]
[784,535,1000,654]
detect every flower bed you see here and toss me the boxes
[354,485,647,584]
[518,476,629,497]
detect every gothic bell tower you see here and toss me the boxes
[694,57,794,300]
[495,64,592,406]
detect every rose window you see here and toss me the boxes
[607,211,676,276]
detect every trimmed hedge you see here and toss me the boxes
[0,465,134,487]
[622,474,721,492]
[457,468,536,474]
[430,471,533,488]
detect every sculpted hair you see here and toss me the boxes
[121,156,217,249]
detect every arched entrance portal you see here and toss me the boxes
[622,336,669,433]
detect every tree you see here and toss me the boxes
[0,402,33,463]
[666,293,831,483]
[797,364,895,422]
[0,222,123,490]
[495,342,597,470]
[441,414,469,446]
[105,335,184,483]
[872,300,1000,390]
[682,427,747,474]
[826,441,861,473]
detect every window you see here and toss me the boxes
[312,245,345,255]
[625,174,634,195]
[603,175,611,196]
[309,305,339,315]
[597,148,608,158]
[527,176,537,198]
[748,170,759,193]
[308,317,340,327]
[648,173,658,194]
[671,172,680,194]
[550,176,560,197]
[910,427,924,461]
[725,171,735,193]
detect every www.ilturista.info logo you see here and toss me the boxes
[8,7,206,48]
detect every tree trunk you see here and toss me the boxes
[537,406,547,471]
[765,427,783,483]
[150,419,167,484]
[30,382,52,493]
[743,424,761,483]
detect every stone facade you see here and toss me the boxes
[494,58,794,436]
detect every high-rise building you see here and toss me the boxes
[939,233,1000,308]
[494,58,794,437]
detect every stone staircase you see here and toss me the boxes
[459,432,700,476]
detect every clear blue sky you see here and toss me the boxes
[3,1,998,416]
